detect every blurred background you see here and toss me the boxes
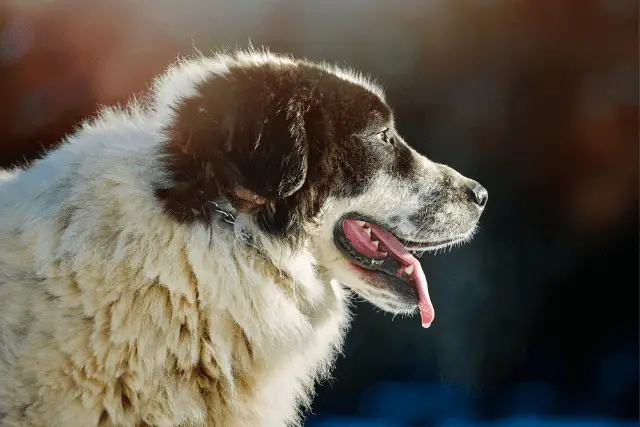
[0,0,637,426]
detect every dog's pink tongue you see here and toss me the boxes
[342,220,387,259]
[412,262,435,328]
[368,224,434,328]
[342,219,434,328]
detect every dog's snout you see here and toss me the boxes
[467,182,488,208]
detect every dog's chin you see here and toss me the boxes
[355,294,418,315]
[327,260,419,315]
[351,285,419,315]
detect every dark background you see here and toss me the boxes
[0,1,637,426]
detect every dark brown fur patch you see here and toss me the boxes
[155,59,421,243]
[98,410,109,426]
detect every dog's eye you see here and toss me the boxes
[377,129,390,143]
[376,129,397,146]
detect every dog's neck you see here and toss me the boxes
[207,199,253,244]
[208,199,333,301]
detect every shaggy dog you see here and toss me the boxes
[0,50,487,427]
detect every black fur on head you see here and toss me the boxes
[155,59,394,243]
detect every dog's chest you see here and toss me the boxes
[183,270,349,426]
[236,294,348,426]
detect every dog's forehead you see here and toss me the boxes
[298,63,393,133]
[234,55,392,130]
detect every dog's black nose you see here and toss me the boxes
[468,183,488,208]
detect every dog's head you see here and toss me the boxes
[156,51,487,327]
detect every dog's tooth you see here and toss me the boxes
[381,251,388,257]
[356,220,366,227]
[364,227,372,236]
[405,265,414,275]
[372,240,379,249]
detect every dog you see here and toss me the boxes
[0,49,487,426]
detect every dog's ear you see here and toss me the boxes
[157,68,310,224]
[214,95,309,212]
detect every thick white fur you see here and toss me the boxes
[0,51,364,427]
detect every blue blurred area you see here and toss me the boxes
[357,381,477,423]
[308,376,638,426]
[310,416,637,427]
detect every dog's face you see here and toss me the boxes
[156,52,487,327]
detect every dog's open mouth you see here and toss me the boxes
[334,216,441,328]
